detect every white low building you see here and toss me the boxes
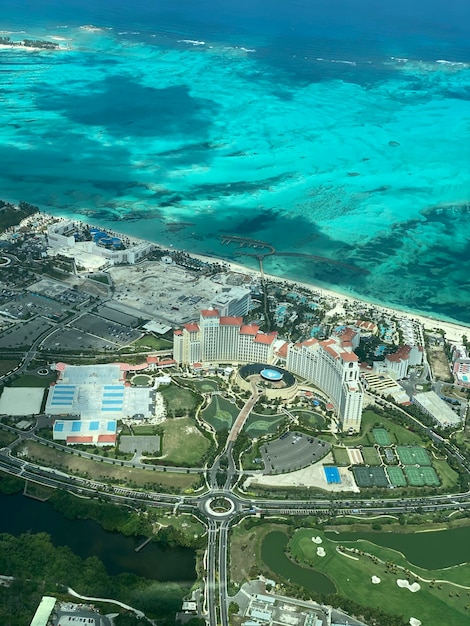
[412,391,462,428]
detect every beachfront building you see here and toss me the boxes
[210,286,251,317]
[451,344,470,387]
[287,337,363,432]
[173,309,277,366]
[174,309,364,431]
[47,220,154,268]
[376,344,423,380]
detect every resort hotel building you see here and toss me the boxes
[173,309,364,432]
[173,309,278,366]
[287,337,363,432]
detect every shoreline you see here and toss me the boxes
[50,213,469,343]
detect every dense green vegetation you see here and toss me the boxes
[160,384,201,418]
[0,200,38,233]
[49,491,152,537]
[0,532,190,625]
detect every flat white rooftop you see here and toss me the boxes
[0,387,44,416]
[414,391,461,427]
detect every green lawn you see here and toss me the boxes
[160,417,211,466]
[159,383,200,417]
[201,395,239,431]
[132,425,161,436]
[132,335,173,350]
[240,442,264,470]
[432,458,459,490]
[362,446,381,465]
[288,528,470,625]
[332,447,350,466]
[290,409,325,430]
[343,410,425,447]
[188,378,221,393]
[0,430,18,446]
[131,374,152,386]
[0,359,21,376]
[10,370,56,388]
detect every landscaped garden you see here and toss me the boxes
[159,383,200,417]
[201,395,239,431]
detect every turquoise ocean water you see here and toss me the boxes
[1,1,469,323]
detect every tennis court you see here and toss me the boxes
[353,466,389,488]
[373,428,391,446]
[386,466,407,487]
[362,447,381,465]
[397,446,431,466]
[324,466,342,484]
[404,466,425,486]
[421,466,440,486]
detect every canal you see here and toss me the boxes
[261,531,336,594]
[0,492,196,582]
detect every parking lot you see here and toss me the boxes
[71,313,141,346]
[0,293,68,321]
[28,278,89,307]
[0,318,53,349]
[260,431,331,474]
[95,304,141,327]
[42,328,117,352]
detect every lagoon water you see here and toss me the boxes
[1,1,470,322]
[0,492,196,582]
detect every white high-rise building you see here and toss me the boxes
[173,309,277,366]
[174,310,364,432]
[210,287,251,317]
[287,337,363,432]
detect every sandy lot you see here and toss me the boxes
[244,452,360,492]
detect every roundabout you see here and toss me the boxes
[200,493,238,519]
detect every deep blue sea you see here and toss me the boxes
[1,1,469,323]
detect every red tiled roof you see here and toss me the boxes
[184,322,199,333]
[192,362,203,369]
[386,345,410,363]
[220,316,243,326]
[341,351,358,362]
[66,436,93,443]
[276,341,289,359]
[323,345,339,359]
[240,324,259,335]
[97,434,117,443]
[147,356,158,363]
[356,320,378,332]
[157,359,176,366]
[174,329,183,336]
[254,333,276,345]
[200,309,219,318]
[339,327,357,342]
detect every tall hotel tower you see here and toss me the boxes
[287,337,363,432]
[173,309,277,366]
